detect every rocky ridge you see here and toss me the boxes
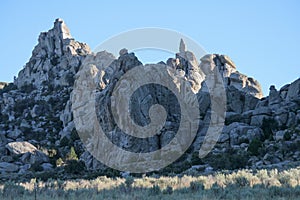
[0,19,299,177]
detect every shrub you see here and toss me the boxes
[70,128,80,141]
[248,139,263,156]
[149,185,161,195]
[203,149,249,170]
[56,158,64,167]
[2,182,25,197]
[261,118,278,140]
[283,131,292,141]
[66,147,78,161]
[190,152,205,166]
[0,113,9,122]
[235,176,250,187]
[125,176,134,188]
[20,83,36,94]
[13,98,35,117]
[60,136,70,147]
[190,181,205,192]
[30,163,43,172]
[163,186,173,195]
[36,171,58,182]
[64,160,85,174]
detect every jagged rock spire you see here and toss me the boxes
[15,18,91,88]
[179,38,186,53]
[53,18,72,39]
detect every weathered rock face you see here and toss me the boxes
[6,141,37,155]
[0,162,19,173]
[0,19,299,176]
[200,54,263,99]
[14,18,91,89]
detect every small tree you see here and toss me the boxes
[66,147,78,161]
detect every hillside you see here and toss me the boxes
[0,19,299,179]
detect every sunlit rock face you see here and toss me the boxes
[14,18,91,89]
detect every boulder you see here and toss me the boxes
[0,162,19,173]
[41,163,53,171]
[250,115,270,126]
[0,156,13,163]
[275,130,287,141]
[119,48,128,56]
[29,151,49,165]
[269,85,281,106]
[223,122,263,146]
[18,164,31,174]
[286,78,300,101]
[7,129,22,140]
[263,153,281,165]
[6,141,37,155]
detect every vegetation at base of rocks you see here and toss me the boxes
[2,181,25,198]
[0,112,9,122]
[261,118,278,140]
[56,158,64,167]
[30,163,44,172]
[189,181,205,192]
[64,160,85,174]
[59,136,70,147]
[248,139,263,156]
[202,149,250,170]
[66,147,78,161]
[283,131,292,141]
[1,168,300,200]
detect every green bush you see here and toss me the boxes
[30,163,43,172]
[149,185,161,195]
[163,186,173,195]
[20,83,36,94]
[203,149,249,170]
[60,136,70,147]
[70,128,80,141]
[36,171,58,182]
[283,131,292,141]
[64,160,85,174]
[261,118,278,140]
[190,181,205,192]
[13,98,35,117]
[0,113,9,122]
[66,147,78,161]
[2,182,25,197]
[125,176,134,188]
[190,152,205,166]
[235,176,250,187]
[56,158,64,167]
[248,139,263,156]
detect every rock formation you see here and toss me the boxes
[0,19,299,176]
[14,18,91,89]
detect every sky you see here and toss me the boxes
[0,0,299,96]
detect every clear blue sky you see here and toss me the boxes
[1,0,299,96]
